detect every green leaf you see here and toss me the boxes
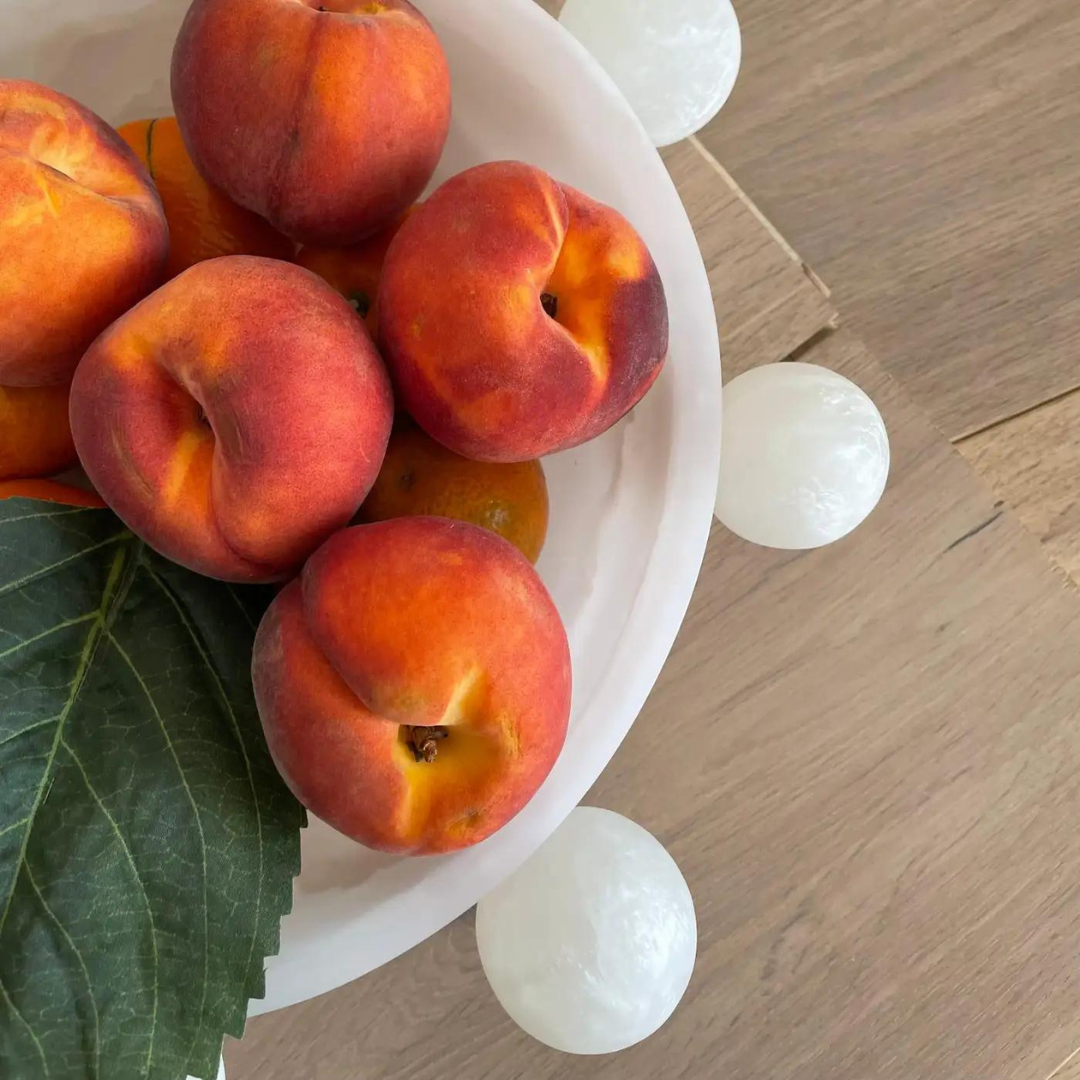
[0,499,304,1080]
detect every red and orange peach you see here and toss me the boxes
[252,517,572,855]
[377,161,669,462]
[69,255,393,582]
[0,78,168,387]
[172,0,451,245]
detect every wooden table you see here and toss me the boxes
[228,5,1080,1077]
[699,0,1080,589]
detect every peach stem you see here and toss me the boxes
[408,726,449,763]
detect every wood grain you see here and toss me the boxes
[1052,1050,1080,1080]
[699,0,1080,439]
[228,329,1080,1080]
[662,139,836,377]
[225,2,1080,1076]
[958,389,1080,581]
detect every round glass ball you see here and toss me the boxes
[559,0,742,147]
[475,807,696,1055]
[715,362,890,549]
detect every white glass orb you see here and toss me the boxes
[475,807,696,1055]
[559,0,742,147]
[715,362,890,549]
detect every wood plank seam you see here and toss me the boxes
[688,135,832,304]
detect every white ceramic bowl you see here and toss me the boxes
[4,0,721,1012]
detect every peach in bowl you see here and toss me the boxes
[5,0,721,1014]
[69,256,393,583]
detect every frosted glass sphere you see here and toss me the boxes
[475,807,696,1055]
[559,0,742,147]
[715,362,890,549]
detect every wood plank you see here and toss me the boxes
[227,329,1080,1080]
[1052,1051,1080,1080]
[698,0,1080,439]
[662,139,836,377]
[958,390,1080,582]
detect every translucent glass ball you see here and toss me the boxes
[715,362,890,549]
[559,0,742,147]
[475,807,696,1055]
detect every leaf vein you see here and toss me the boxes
[25,861,101,1080]
[61,736,159,1080]
[0,715,61,752]
[226,584,259,633]
[143,561,267,991]
[107,625,210,1076]
[0,974,50,1077]
[0,505,99,526]
[0,531,130,599]
[0,816,30,841]
[0,611,98,662]
[0,549,129,942]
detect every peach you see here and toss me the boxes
[0,79,168,387]
[171,0,451,245]
[252,517,572,855]
[296,209,412,336]
[0,384,77,481]
[69,256,393,582]
[377,161,669,462]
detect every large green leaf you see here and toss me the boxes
[0,499,304,1080]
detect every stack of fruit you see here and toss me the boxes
[0,0,669,857]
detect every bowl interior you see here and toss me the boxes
[3,0,722,1013]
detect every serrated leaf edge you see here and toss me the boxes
[0,504,305,1076]
[138,558,304,1045]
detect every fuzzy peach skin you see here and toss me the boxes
[0,79,168,387]
[171,0,451,245]
[377,161,669,462]
[0,384,77,481]
[69,256,394,582]
[252,517,572,855]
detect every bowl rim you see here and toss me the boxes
[253,0,722,1015]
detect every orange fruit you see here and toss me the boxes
[359,423,549,562]
[296,209,412,335]
[0,383,77,481]
[117,117,293,279]
[0,479,106,508]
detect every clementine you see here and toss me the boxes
[117,117,293,279]
[296,210,412,335]
[359,424,550,563]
